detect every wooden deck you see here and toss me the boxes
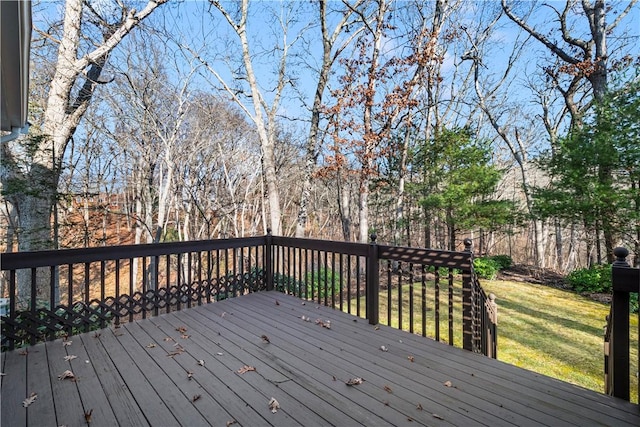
[2,291,638,426]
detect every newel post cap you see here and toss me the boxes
[612,247,629,267]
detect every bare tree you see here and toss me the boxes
[181,0,309,236]
[293,0,365,237]
[2,0,166,256]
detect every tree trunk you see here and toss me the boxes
[1,0,164,301]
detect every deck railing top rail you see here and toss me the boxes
[1,236,267,270]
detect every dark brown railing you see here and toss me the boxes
[604,247,640,402]
[0,237,269,350]
[1,234,497,358]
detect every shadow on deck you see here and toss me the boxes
[2,291,639,427]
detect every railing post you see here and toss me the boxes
[611,247,631,401]
[462,238,475,352]
[366,234,379,325]
[265,229,274,291]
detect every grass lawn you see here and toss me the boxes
[482,279,638,403]
[362,278,638,403]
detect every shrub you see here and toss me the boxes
[305,268,341,300]
[273,272,303,296]
[631,293,639,314]
[566,264,612,293]
[473,257,501,280]
[490,255,513,270]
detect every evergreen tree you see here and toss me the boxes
[416,128,518,250]
[534,72,640,264]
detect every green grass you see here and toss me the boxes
[346,278,638,403]
[376,281,464,346]
[482,279,638,403]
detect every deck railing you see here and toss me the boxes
[604,247,640,402]
[1,234,497,357]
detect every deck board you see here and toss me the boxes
[2,344,27,426]
[66,333,120,427]
[45,336,88,427]
[79,328,150,426]
[24,343,57,427]
[2,290,639,427]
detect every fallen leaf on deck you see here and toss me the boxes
[146,343,156,348]
[237,365,256,374]
[216,352,224,356]
[93,332,101,338]
[62,340,72,347]
[19,349,28,356]
[166,350,183,357]
[374,326,380,330]
[197,360,205,366]
[301,315,310,322]
[443,380,452,387]
[268,397,280,413]
[301,302,306,306]
[226,421,237,427]
[380,345,388,352]
[163,337,174,342]
[345,377,364,386]
[261,335,270,343]
[221,312,227,318]
[382,400,389,406]
[407,417,414,422]
[416,403,423,411]
[64,355,77,361]
[383,385,393,393]
[432,413,445,420]
[275,300,280,305]
[192,394,201,402]
[180,334,190,339]
[176,326,188,333]
[22,392,37,408]
[408,356,414,362]
[187,371,193,380]
[84,409,93,423]
[332,376,336,381]
[315,319,331,329]
[58,370,75,380]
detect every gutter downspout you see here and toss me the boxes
[1,123,30,143]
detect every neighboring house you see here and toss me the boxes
[1,0,31,142]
